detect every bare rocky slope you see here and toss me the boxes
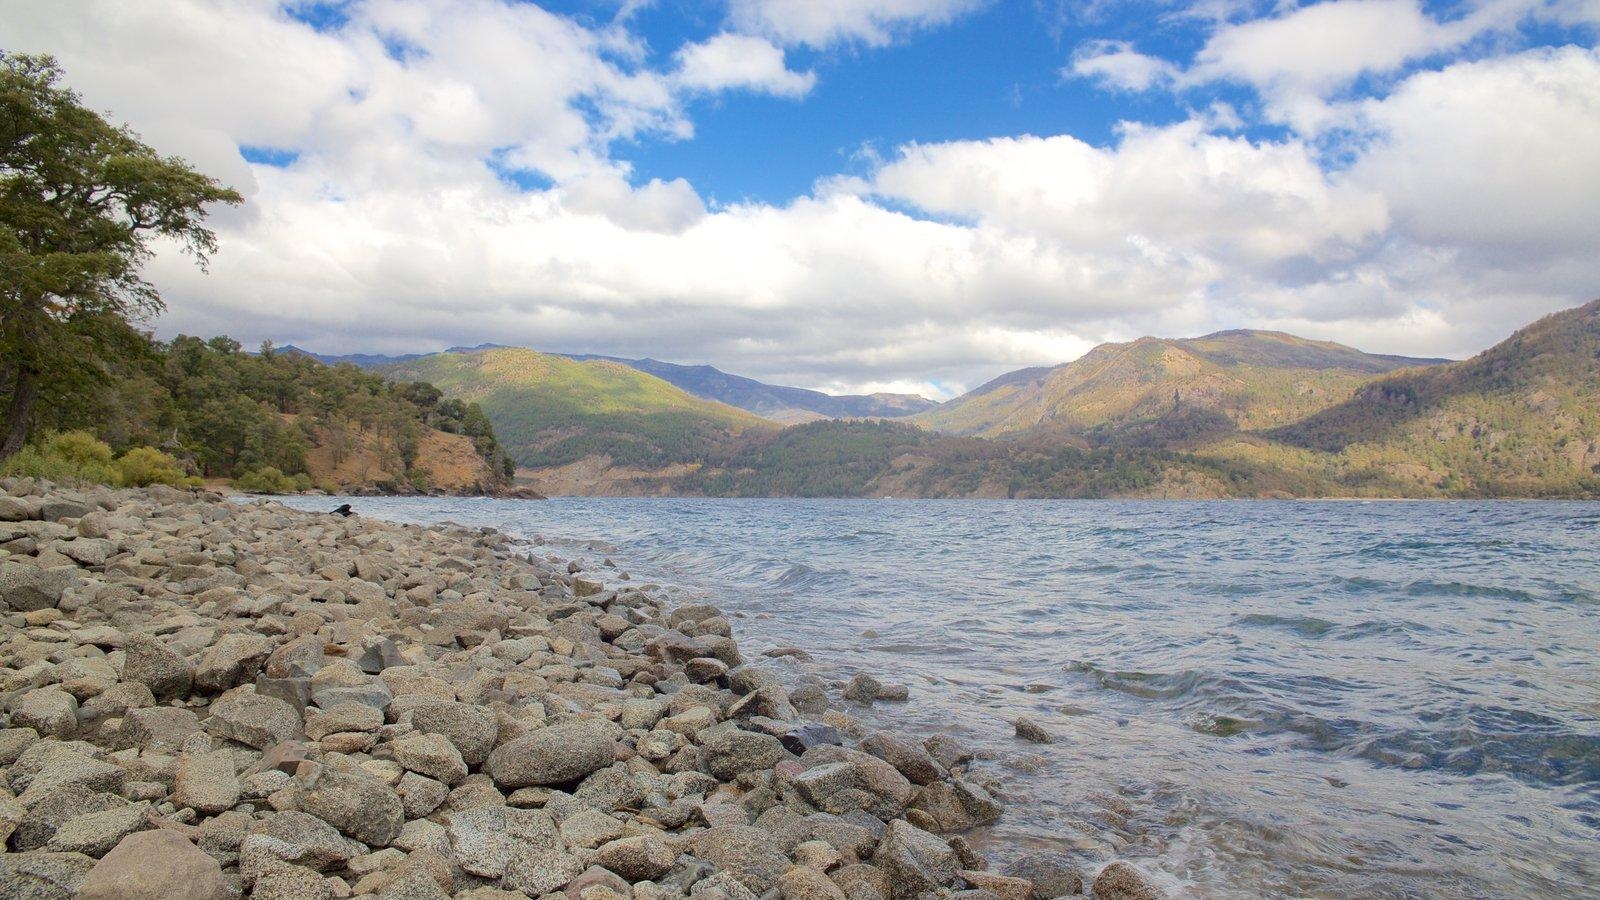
[0,480,1164,899]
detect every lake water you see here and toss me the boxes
[279,496,1600,898]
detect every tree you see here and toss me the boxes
[0,54,241,458]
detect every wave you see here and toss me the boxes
[1233,613,1339,638]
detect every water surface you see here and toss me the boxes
[280,497,1600,897]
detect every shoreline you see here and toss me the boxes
[0,479,1166,899]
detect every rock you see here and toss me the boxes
[266,635,325,679]
[0,851,98,900]
[860,732,944,786]
[910,778,1004,832]
[790,750,913,820]
[205,691,302,749]
[398,771,449,818]
[777,865,848,900]
[41,498,94,521]
[45,801,150,857]
[923,735,974,770]
[12,688,79,739]
[1013,718,1053,744]
[961,872,1033,900]
[596,834,676,881]
[297,764,405,847]
[239,811,356,874]
[120,706,202,752]
[253,865,333,900]
[377,868,450,900]
[703,728,788,780]
[0,562,81,612]
[174,750,242,814]
[410,701,499,767]
[779,723,845,756]
[0,495,33,521]
[393,732,468,785]
[872,820,960,899]
[1002,852,1084,898]
[685,657,729,683]
[447,806,560,879]
[75,829,226,899]
[121,634,193,699]
[693,825,792,892]
[305,702,384,740]
[842,674,886,705]
[1091,862,1164,900]
[16,746,125,803]
[195,633,274,692]
[504,842,584,896]
[485,720,617,788]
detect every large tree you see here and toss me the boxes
[0,53,241,458]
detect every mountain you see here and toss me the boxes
[1259,299,1600,495]
[372,347,775,474]
[562,354,937,423]
[916,330,1449,441]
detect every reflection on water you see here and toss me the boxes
[279,496,1600,898]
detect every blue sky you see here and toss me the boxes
[4,1,1598,397]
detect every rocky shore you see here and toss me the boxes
[0,481,1165,900]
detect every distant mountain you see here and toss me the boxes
[562,354,936,423]
[372,346,775,471]
[287,344,934,423]
[916,330,1449,441]
[1262,298,1600,495]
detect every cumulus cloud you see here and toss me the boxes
[1068,39,1180,91]
[673,33,816,97]
[727,0,986,47]
[3,0,1598,396]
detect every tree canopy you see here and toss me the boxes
[0,52,241,457]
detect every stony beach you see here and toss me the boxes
[0,482,1164,900]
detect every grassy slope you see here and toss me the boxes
[379,348,775,468]
[1251,299,1600,496]
[916,331,1442,440]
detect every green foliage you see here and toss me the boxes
[115,446,188,486]
[683,421,930,497]
[0,429,120,484]
[233,466,297,494]
[0,53,242,457]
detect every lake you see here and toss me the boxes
[279,496,1600,898]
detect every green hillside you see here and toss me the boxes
[916,330,1445,441]
[1257,299,1600,496]
[378,347,775,468]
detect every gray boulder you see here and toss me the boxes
[297,764,405,847]
[692,825,791,892]
[703,728,787,780]
[76,826,228,896]
[195,633,274,693]
[0,562,81,612]
[410,701,499,767]
[485,720,617,788]
[872,819,960,899]
[0,851,98,900]
[205,691,301,749]
[121,634,193,699]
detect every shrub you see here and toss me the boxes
[0,431,122,485]
[116,447,189,486]
[234,466,297,494]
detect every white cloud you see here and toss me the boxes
[3,0,1597,395]
[1068,39,1180,91]
[727,0,985,47]
[1185,0,1557,130]
[674,33,816,97]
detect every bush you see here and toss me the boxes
[234,466,297,494]
[0,431,122,485]
[116,446,188,486]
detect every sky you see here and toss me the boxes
[3,1,1598,399]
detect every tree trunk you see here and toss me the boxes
[0,366,39,460]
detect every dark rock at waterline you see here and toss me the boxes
[1002,851,1086,898]
[1014,717,1054,744]
[1092,861,1166,899]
